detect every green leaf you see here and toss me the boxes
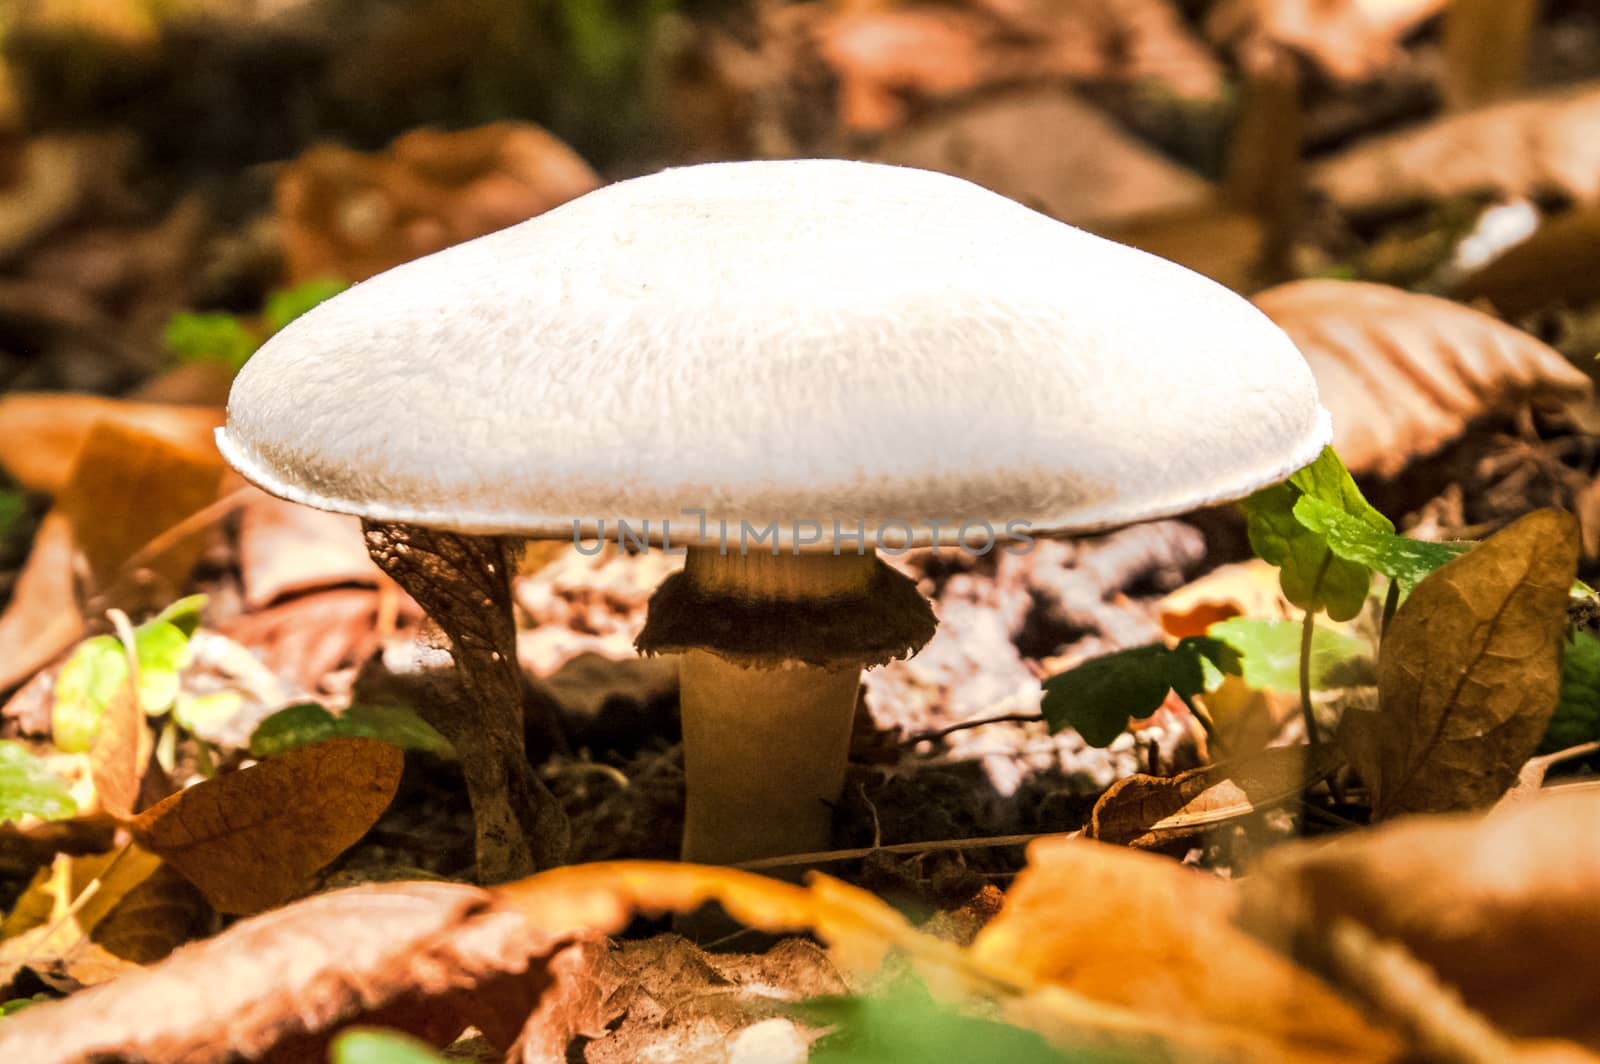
[154,594,208,639]
[328,1028,449,1064]
[132,621,192,717]
[52,635,127,752]
[794,977,1111,1064]
[263,278,348,334]
[1544,630,1600,754]
[0,488,25,541]
[1292,496,1469,592]
[1041,637,1241,747]
[173,690,246,736]
[0,994,50,1018]
[249,703,453,759]
[163,311,260,370]
[1240,447,1393,621]
[1207,617,1374,692]
[0,741,78,823]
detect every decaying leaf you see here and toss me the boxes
[1238,791,1600,1048]
[87,626,147,822]
[276,122,600,283]
[1090,199,1267,293]
[1207,0,1448,81]
[0,395,222,496]
[0,846,206,993]
[236,488,381,608]
[1451,205,1600,317]
[1311,82,1600,212]
[970,837,1400,1063]
[1090,744,1345,848]
[0,881,565,1064]
[1341,509,1579,818]
[1254,279,1590,478]
[871,88,1215,227]
[127,738,404,914]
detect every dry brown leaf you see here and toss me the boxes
[237,489,381,608]
[127,738,404,914]
[1311,82,1600,212]
[0,394,222,495]
[0,846,205,993]
[0,511,83,692]
[0,880,565,1064]
[1158,558,1295,638]
[1254,279,1591,477]
[871,88,1215,227]
[1452,206,1600,317]
[277,122,600,283]
[1340,509,1578,818]
[1207,0,1448,81]
[1093,200,1266,292]
[1239,791,1600,1048]
[88,629,148,821]
[970,837,1400,1063]
[1090,744,1344,848]
[220,587,408,696]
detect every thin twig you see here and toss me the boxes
[734,829,1080,872]
[902,712,1045,746]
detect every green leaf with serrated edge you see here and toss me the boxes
[249,703,453,759]
[793,977,1104,1064]
[1208,617,1374,693]
[1241,447,1392,621]
[1293,496,1469,592]
[329,1029,450,1064]
[1042,638,1241,747]
[154,594,207,638]
[263,278,348,334]
[0,741,77,823]
[52,635,126,752]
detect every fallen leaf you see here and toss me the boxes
[0,512,85,692]
[1452,205,1600,317]
[277,122,600,283]
[127,738,404,914]
[0,741,77,824]
[0,846,205,992]
[87,624,147,822]
[0,395,221,496]
[56,420,224,601]
[1255,279,1591,477]
[871,87,1215,227]
[1207,0,1447,81]
[0,880,563,1063]
[1238,791,1600,1048]
[1310,82,1600,213]
[1340,509,1579,818]
[1158,558,1295,638]
[970,837,1399,1062]
[221,587,413,695]
[236,489,381,608]
[1090,744,1345,848]
[1094,199,1266,292]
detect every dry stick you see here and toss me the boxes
[734,830,1081,873]
[902,712,1045,746]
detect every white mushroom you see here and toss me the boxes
[219,159,1329,871]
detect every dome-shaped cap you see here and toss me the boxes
[219,159,1330,549]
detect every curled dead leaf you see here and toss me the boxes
[1238,791,1600,1048]
[970,837,1399,1062]
[276,122,600,283]
[1340,509,1579,818]
[0,395,222,496]
[127,738,404,914]
[1311,82,1600,212]
[0,880,563,1064]
[1255,279,1590,478]
[1207,0,1447,81]
[1090,744,1344,848]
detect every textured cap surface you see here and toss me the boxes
[220,159,1330,548]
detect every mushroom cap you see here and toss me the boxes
[219,159,1330,550]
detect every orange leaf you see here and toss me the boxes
[127,738,403,914]
[1255,279,1589,477]
[0,394,221,495]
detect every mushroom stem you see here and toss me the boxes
[679,650,863,865]
[641,548,935,866]
[363,521,570,880]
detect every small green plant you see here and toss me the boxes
[164,278,348,371]
[328,1028,449,1064]
[249,702,452,759]
[0,741,77,824]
